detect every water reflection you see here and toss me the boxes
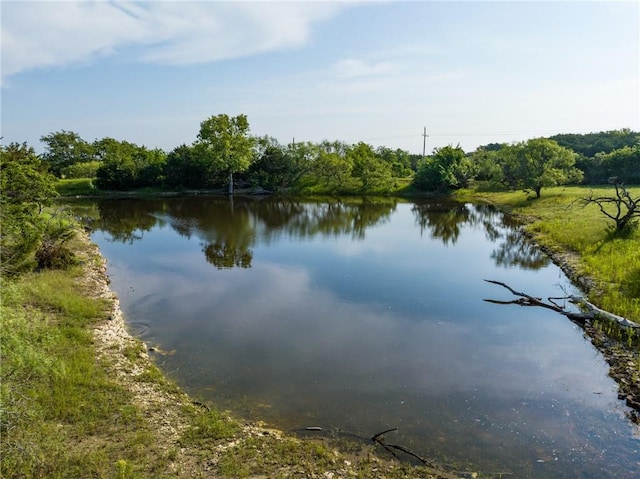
[78,196,549,271]
[65,196,638,478]
[411,200,549,269]
[491,230,549,270]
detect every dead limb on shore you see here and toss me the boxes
[484,280,639,330]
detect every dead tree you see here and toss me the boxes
[575,182,640,232]
[484,280,639,330]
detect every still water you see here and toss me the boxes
[68,196,638,478]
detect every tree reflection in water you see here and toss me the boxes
[411,200,549,269]
[76,196,549,270]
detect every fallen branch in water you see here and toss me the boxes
[484,279,639,329]
[371,427,435,468]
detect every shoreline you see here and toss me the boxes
[77,203,639,475]
[80,231,466,478]
[520,228,640,421]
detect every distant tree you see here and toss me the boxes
[501,138,583,198]
[60,161,101,179]
[594,146,640,185]
[376,146,414,177]
[40,130,94,176]
[348,142,393,193]
[477,142,505,152]
[550,129,639,158]
[94,139,166,190]
[312,149,354,193]
[246,137,299,192]
[413,145,472,191]
[470,147,504,189]
[165,144,214,189]
[197,114,255,195]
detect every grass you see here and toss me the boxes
[0,235,183,478]
[56,178,101,196]
[456,185,640,322]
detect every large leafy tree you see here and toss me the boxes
[40,130,94,176]
[197,114,255,195]
[414,145,473,191]
[0,143,59,274]
[502,138,583,198]
[312,150,353,193]
[347,142,393,193]
[376,146,414,177]
[94,139,166,190]
[165,144,214,189]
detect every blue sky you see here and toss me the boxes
[1,0,638,154]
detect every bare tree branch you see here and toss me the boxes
[573,182,640,232]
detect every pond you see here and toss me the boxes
[67,196,639,478]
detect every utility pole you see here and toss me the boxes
[422,127,429,157]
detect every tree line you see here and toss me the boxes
[27,115,639,196]
[1,120,637,276]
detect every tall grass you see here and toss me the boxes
[0,264,165,478]
[56,178,100,197]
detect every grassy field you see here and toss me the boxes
[456,185,640,323]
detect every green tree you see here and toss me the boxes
[197,114,255,195]
[503,138,583,198]
[376,146,414,177]
[165,144,213,189]
[60,161,101,179]
[94,139,166,190]
[596,145,640,185]
[312,149,354,193]
[347,142,393,193]
[470,147,504,189]
[0,142,59,274]
[40,130,94,176]
[550,129,639,157]
[413,145,471,191]
[248,137,298,192]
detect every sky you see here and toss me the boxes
[1,0,639,154]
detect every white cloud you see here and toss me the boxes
[331,58,395,78]
[0,1,350,80]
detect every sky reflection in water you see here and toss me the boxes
[73,196,638,478]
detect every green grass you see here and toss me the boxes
[456,186,640,322]
[56,178,101,196]
[0,246,176,478]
